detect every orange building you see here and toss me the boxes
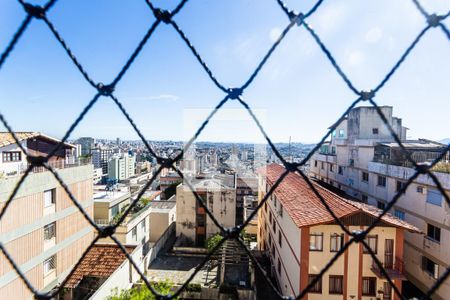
[257,163,421,300]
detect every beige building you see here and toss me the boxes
[258,163,421,300]
[309,106,450,299]
[149,198,176,242]
[176,178,236,246]
[107,153,136,182]
[0,132,94,298]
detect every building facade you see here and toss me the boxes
[76,137,95,156]
[176,179,236,246]
[107,154,136,182]
[258,163,420,300]
[0,132,94,298]
[309,106,450,299]
[91,148,113,175]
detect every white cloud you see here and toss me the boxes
[365,27,383,44]
[269,27,282,43]
[347,50,365,66]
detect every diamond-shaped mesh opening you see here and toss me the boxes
[0,0,449,299]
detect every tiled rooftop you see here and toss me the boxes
[260,163,420,232]
[0,132,40,148]
[64,244,135,289]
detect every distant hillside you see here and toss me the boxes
[439,138,450,145]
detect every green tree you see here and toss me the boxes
[107,280,175,300]
[206,233,223,250]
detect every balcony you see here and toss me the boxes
[0,156,92,178]
[371,257,405,280]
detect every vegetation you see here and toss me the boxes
[206,233,223,250]
[431,162,450,174]
[184,283,202,292]
[107,280,175,300]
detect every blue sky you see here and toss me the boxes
[0,0,449,143]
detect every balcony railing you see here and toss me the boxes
[30,156,92,173]
[0,156,92,178]
[371,257,405,280]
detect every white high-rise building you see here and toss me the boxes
[309,106,450,300]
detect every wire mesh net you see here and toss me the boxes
[0,0,449,299]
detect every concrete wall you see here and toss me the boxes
[310,122,450,300]
[0,164,94,296]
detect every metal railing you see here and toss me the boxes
[0,0,449,299]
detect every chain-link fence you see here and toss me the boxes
[0,0,449,299]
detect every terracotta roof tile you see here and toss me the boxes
[0,132,40,148]
[64,244,135,289]
[259,163,420,233]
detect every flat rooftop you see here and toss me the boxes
[150,200,176,212]
[93,190,130,203]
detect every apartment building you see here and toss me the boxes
[309,106,450,299]
[235,174,258,225]
[76,137,95,156]
[257,163,421,300]
[107,153,136,182]
[91,147,113,175]
[176,178,236,246]
[0,132,94,298]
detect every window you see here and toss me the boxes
[377,201,385,210]
[361,194,368,203]
[362,277,376,296]
[416,186,424,193]
[278,232,282,247]
[279,203,283,217]
[330,164,334,172]
[396,180,406,193]
[309,233,323,251]
[338,129,345,138]
[269,211,272,223]
[426,188,442,206]
[321,162,324,170]
[269,234,272,246]
[271,243,275,257]
[44,189,56,207]
[377,175,386,187]
[422,256,439,279]
[272,219,276,234]
[427,224,441,243]
[43,255,56,275]
[273,195,277,209]
[314,160,318,167]
[330,233,344,252]
[338,166,343,175]
[329,275,343,294]
[111,204,119,217]
[44,222,56,241]
[394,209,405,220]
[363,235,378,254]
[132,227,137,240]
[308,275,322,293]
[361,171,369,182]
[277,258,281,275]
[2,151,21,162]
[141,219,146,232]
[372,128,379,134]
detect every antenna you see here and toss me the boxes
[288,136,292,163]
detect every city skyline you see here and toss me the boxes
[1,0,449,143]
